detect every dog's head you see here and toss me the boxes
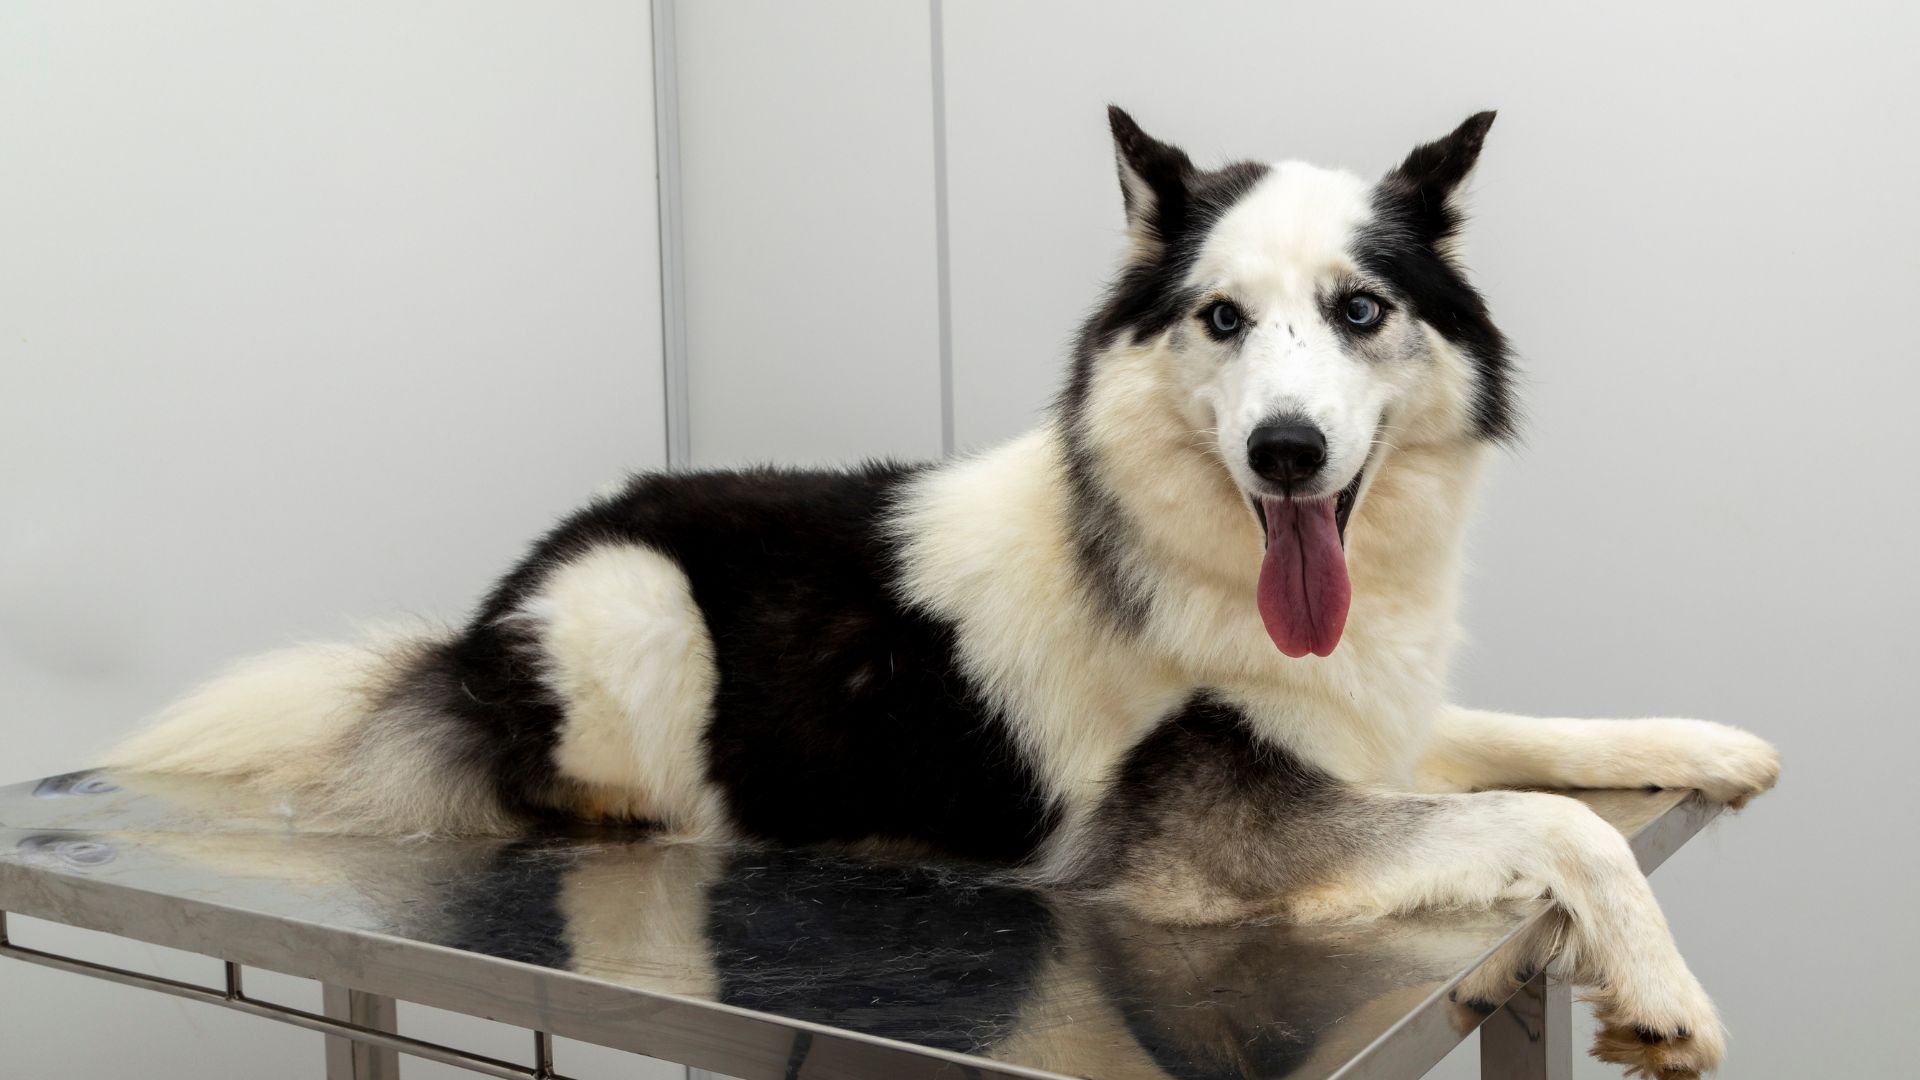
[1064,109,1514,658]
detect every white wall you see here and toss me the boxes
[0,2,673,1077]
[676,0,943,466]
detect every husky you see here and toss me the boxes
[109,108,1778,1077]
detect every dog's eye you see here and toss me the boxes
[1343,294,1384,328]
[1203,301,1242,338]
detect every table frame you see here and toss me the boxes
[0,907,1571,1079]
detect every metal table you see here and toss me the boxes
[0,770,1719,1080]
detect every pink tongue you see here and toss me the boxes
[1256,497,1352,658]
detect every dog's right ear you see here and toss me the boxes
[1108,106,1194,261]
[1379,111,1497,252]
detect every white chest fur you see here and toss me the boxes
[893,427,1486,812]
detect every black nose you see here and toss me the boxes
[1247,421,1327,490]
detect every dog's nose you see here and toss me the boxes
[1247,421,1327,490]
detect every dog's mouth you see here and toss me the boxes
[1250,468,1366,545]
[1247,456,1373,660]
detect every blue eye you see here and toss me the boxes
[1205,301,1242,337]
[1344,294,1384,328]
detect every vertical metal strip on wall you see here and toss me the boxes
[928,0,955,457]
[655,3,701,1067]
[653,0,692,468]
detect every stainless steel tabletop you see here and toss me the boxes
[0,771,1719,1080]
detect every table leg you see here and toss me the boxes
[322,984,402,1080]
[1479,971,1571,1080]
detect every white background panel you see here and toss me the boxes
[675,0,943,467]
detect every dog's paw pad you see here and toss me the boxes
[1593,1021,1715,1079]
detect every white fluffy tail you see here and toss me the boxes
[103,628,513,835]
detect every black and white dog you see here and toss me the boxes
[112,109,1778,1077]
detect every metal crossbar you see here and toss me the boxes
[0,911,573,1080]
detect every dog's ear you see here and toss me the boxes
[1380,111,1496,246]
[1108,106,1194,261]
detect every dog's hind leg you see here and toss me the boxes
[1419,706,1779,808]
[1081,702,1727,1077]
[510,542,728,837]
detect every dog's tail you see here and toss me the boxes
[101,625,515,835]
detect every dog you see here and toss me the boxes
[108,108,1779,1077]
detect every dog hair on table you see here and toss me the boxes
[109,107,1779,1078]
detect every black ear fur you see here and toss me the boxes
[1380,111,1496,242]
[1359,110,1517,443]
[1108,106,1195,255]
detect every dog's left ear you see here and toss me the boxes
[1108,105,1194,261]
[1380,111,1496,244]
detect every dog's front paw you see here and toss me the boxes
[1645,719,1780,808]
[1588,976,1727,1078]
